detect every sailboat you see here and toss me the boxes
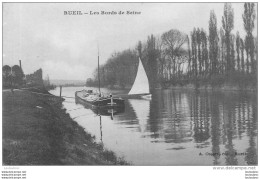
[75,47,125,109]
[128,57,152,99]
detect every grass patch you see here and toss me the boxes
[2,90,129,165]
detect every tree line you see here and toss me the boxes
[88,3,257,90]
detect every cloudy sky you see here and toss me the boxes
[3,3,256,80]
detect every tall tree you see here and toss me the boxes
[11,65,24,86]
[191,29,198,78]
[240,38,245,73]
[245,36,250,74]
[145,34,159,92]
[156,36,166,82]
[236,32,241,71]
[222,3,234,74]
[187,35,192,78]
[230,35,236,72]
[161,29,187,80]
[201,29,208,77]
[219,28,225,74]
[137,41,142,58]
[243,2,256,74]
[219,28,226,74]
[196,28,202,76]
[209,10,219,76]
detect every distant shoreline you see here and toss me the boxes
[159,84,257,93]
[50,79,85,87]
[84,83,257,93]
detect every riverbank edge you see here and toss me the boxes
[2,89,129,165]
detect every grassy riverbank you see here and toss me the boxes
[2,89,128,165]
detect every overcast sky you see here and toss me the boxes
[3,3,257,80]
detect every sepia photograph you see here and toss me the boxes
[1,1,258,178]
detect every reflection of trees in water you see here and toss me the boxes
[148,90,163,138]
[245,99,257,165]
[245,130,257,165]
[210,93,221,165]
[147,90,193,143]
[189,92,210,144]
[187,92,257,165]
[237,102,243,139]
[116,89,257,165]
[161,91,192,143]
[222,94,257,165]
[223,94,238,165]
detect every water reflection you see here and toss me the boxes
[99,115,103,142]
[128,99,150,133]
[189,92,211,144]
[95,107,125,142]
[75,96,126,143]
[51,87,257,165]
[115,90,257,165]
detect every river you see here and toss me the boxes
[50,87,257,165]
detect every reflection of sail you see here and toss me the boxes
[128,99,150,133]
[128,58,149,95]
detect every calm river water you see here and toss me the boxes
[50,87,257,165]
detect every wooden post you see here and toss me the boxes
[60,86,62,98]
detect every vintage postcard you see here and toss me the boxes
[1,2,258,179]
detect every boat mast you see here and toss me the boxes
[98,44,101,94]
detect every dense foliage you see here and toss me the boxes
[2,65,25,88]
[88,3,257,90]
[87,49,139,89]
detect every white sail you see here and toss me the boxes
[128,58,150,95]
